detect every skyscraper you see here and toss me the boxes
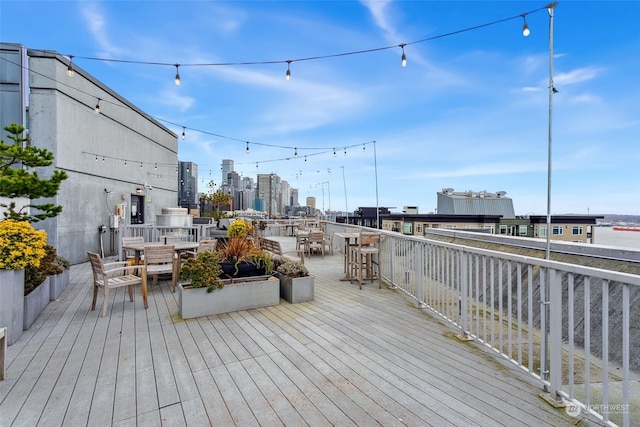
[221,159,234,184]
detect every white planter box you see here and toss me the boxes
[49,269,70,301]
[178,275,279,319]
[24,276,50,330]
[0,269,25,345]
[276,273,315,303]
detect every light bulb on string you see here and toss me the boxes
[304,156,307,163]
[95,155,98,161]
[67,55,74,77]
[94,98,101,114]
[294,147,298,158]
[139,162,143,169]
[246,141,250,154]
[400,44,407,67]
[181,127,186,140]
[154,163,158,170]
[521,14,530,37]
[333,148,336,157]
[363,144,366,152]
[285,60,291,82]
[124,160,127,167]
[174,64,181,86]
[256,162,259,169]
[343,148,346,156]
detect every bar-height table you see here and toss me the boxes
[334,232,359,281]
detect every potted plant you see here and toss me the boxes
[0,219,47,344]
[272,255,315,303]
[177,223,279,319]
[217,219,273,279]
[23,244,60,329]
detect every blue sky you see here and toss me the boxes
[2,1,639,215]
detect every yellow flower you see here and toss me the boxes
[0,220,47,270]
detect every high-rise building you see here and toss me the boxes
[178,161,198,210]
[306,196,316,210]
[221,159,233,184]
[290,188,299,207]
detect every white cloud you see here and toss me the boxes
[80,3,126,58]
[554,66,603,86]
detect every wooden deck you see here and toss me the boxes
[1,237,594,426]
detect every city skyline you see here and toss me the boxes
[2,1,638,215]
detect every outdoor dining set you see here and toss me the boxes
[87,223,382,318]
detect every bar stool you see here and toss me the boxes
[349,232,381,289]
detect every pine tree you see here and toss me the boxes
[0,123,68,222]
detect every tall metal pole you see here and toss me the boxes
[373,140,380,229]
[341,166,349,223]
[542,1,558,388]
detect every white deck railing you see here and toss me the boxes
[325,222,639,427]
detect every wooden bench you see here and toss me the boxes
[259,238,305,264]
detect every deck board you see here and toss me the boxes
[0,236,594,426]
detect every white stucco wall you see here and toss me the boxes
[27,50,179,264]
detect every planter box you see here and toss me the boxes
[49,269,70,301]
[0,269,25,345]
[178,275,279,319]
[24,276,50,330]
[276,273,315,303]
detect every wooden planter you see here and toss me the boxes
[24,276,50,330]
[178,275,279,319]
[276,273,315,303]
[0,269,25,345]
[49,269,70,301]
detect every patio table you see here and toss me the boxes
[122,241,199,265]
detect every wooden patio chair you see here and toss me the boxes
[182,239,218,259]
[322,230,334,255]
[349,232,381,290]
[144,245,179,292]
[306,231,325,258]
[87,252,148,317]
[122,236,144,263]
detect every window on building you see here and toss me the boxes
[519,225,528,236]
[539,226,547,237]
[552,226,563,235]
[445,224,457,229]
[416,224,423,233]
[572,226,583,235]
[499,225,507,234]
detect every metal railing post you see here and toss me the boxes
[415,243,425,308]
[547,268,563,403]
[458,250,470,339]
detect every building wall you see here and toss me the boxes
[27,50,178,263]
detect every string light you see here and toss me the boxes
[139,162,143,169]
[67,55,74,77]
[333,148,336,157]
[344,148,347,156]
[521,14,530,37]
[174,64,181,86]
[304,156,307,163]
[94,98,101,114]
[294,147,298,158]
[95,155,98,161]
[285,60,291,81]
[400,44,407,67]
[124,160,127,167]
[246,141,250,154]
[154,163,158,170]
[181,126,186,140]
[68,6,547,90]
